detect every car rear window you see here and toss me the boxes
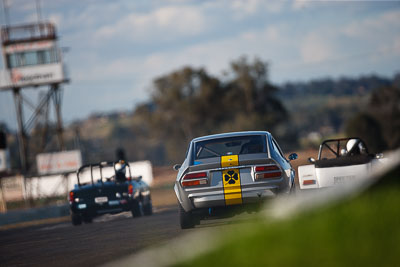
[194,135,266,160]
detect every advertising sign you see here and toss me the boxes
[11,63,65,87]
[0,63,65,90]
[1,175,24,201]
[36,150,82,175]
[4,40,54,53]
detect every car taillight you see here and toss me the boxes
[181,172,208,187]
[128,184,133,195]
[303,179,316,185]
[184,172,207,179]
[255,165,282,180]
[255,165,279,172]
[69,191,74,202]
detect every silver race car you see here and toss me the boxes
[298,137,385,190]
[174,131,298,229]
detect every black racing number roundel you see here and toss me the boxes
[224,170,239,185]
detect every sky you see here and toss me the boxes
[0,0,399,130]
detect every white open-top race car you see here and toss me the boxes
[298,137,385,190]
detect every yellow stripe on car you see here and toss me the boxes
[221,155,242,205]
[221,155,239,168]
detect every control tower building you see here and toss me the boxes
[0,22,69,174]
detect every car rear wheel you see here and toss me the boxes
[179,203,196,229]
[82,215,93,223]
[290,182,296,195]
[131,199,142,218]
[71,213,82,226]
[143,199,153,216]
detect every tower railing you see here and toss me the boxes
[1,22,56,45]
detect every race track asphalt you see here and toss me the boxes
[0,206,182,267]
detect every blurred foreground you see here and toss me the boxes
[175,165,400,267]
[108,150,400,267]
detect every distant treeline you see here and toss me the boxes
[277,72,400,155]
[279,75,395,98]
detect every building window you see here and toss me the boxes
[6,48,59,68]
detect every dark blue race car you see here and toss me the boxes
[69,161,152,225]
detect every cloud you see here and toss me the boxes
[231,0,262,15]
[229,0,285,19]
[73,58,140,82]
[48,13,62,28]
[343,10,400,38]
[95,5,207,43]
[292,0,386,11]
[394,36,400,56]
[292,0,316,10]
[342,10,400,57]
[300,33,334,64]
[54,2,129,34]
[71,23,289,95]
[297,10,400,65]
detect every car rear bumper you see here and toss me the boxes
[190,186,277,209]
[70,199,133,216]
[176,180,285,212]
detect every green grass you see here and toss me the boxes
[174,168,400,267]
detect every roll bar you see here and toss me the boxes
[317,137,368,160]
[76,161,132,186]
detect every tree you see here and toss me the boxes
[138,57,289,163]
[368,85,400,149]
[149,67,224,162]
[223,56,287,132]
[220,57,294,149]
[345,83,400,152]
[345,113,387,154]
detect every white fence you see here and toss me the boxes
[36,150,82,175]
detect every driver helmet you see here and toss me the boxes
[115,160,126,181]
[358,142,367,154]
[347,139,364,155]
[340,148,348,156]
